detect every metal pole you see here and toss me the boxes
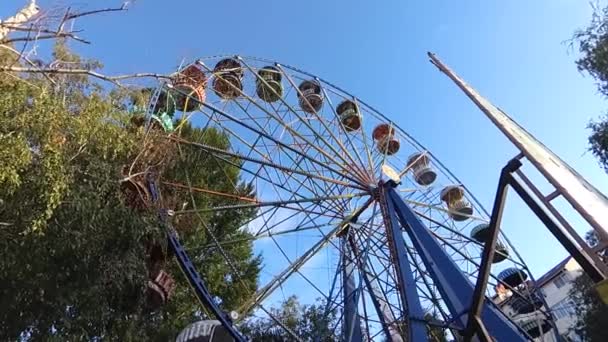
[463,159,519,341]
[428,52,608,242]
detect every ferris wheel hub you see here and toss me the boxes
[381,164,401,184]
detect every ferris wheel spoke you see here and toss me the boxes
[236,221,347,316]
[318,88,371,181]
[279,70,371,184]
[262,129,356,208]
[254,168,340,219]
[169,135,365,191]
[359,286,373,340]
[412,210,523,267]
[195,106,286,168]
[403,250,443,306]
[269,65,372,184]
[178,181,336,341]
[261,133,350,209]
[255,304,304,342]
[252,204,334,239]
[402,197,487,222]
[162,180,257,203]
[199,100,365,187]
[347,238,405,338]
[347,99,377,179]
[255,157,348,219]
[198,61,369,186]
[320,253,343,319]
[236,199,374,318]
[188,220,337,254]
[351,231,402,306]
[290,156,351,213]
[197,150,346,219]
[174,192,366,216]
[265,233,333,303]
[238,59,371,184]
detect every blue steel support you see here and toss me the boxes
[348,236,403,342]
[342,238,364,342]
[147,177,247,342]
[386,186,530,342]
[383,187,428,342]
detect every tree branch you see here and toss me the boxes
[57,4,128,32]
[2,32,90,45]
[0,3,127,47]
[0,44,55,85]
[64,4,128,21]
[0,65,171,86]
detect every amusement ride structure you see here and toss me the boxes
[124,53,608,341]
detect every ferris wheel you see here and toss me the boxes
[127,56,560,341]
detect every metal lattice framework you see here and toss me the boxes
[133,55,561,341]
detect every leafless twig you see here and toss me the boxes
[65,4,128,21]
[0,65,171,86]
[0,2,152,87]
[0,3,128,50]
[0,44,56,85]
[57,4,128,32]
[2,32,90,45]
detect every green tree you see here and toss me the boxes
[568,274,608,341]
[0,40,260,340]
[424,313,448,342]
[567,231,608,341]
[573,3,608,171]
[240,296,339,341]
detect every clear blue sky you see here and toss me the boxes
[6,1,607,279]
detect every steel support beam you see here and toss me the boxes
[509,172,605,283]
[515,170,608,276]
[147,177,247,342]
[348,236,404,342]
[387,187,529,342]
[383,183,428,342]
[462,159,518,341]
[342,238,364,342]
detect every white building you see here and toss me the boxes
[495,257,582,342]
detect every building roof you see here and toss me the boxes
[534,256,571,287]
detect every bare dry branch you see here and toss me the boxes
[0,3,127,48]
[0,23,83,35]
[0,65,171,86]
[0,2,143,87]
[0,44,56,84]
[64,4,128,21]
[2,32,90,45]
